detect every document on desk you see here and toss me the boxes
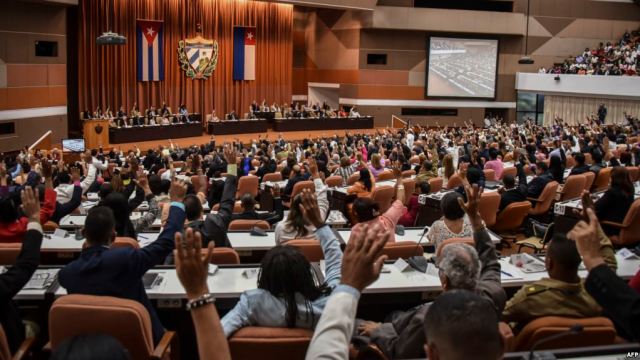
[499,261,524,281]
[24,269,58,290]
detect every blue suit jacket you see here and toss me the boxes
[59,204,185,344]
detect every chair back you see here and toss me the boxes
[435,237,474,257]
[290,181,315,200]
[529,181,559,216]
[503,153,513,162]
[0,325,10,360]
[325,175,343,188]
[43,220,59,232]
[229,326,313,360]
[229,219,270,231]
[627,166,639,183]
[493,201,532,233]
[263,173,282,183]
[111,237,140,249]
[446,174,462,189]
[347,173,360,185]
[0,243,21,265]
[287,239,323,262]
[514,316,616,351]
[401,170,415,178]
[501,166,517,180]
[402,179,415,206]
[49,295,155,360]
[560,175,586,201]
[371,186,395,213]
[382,241,423,260]
[483,169,496,181]
[236,175,259,199]
[582,171,595,191]
[376,171,394,181]
[206,248,241,265]
[428,177,443,193]
[479,192,500,227]
[616,198,640,246]
[591,167,612,192]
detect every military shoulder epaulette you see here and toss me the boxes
[525,284,548,296]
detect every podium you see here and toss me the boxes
[83,119,109,149]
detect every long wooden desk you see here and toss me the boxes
[207,119,269,135]
[108,122,202,144]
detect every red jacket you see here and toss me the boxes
[0,188,56,243]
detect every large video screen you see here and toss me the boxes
[426,36,499,99]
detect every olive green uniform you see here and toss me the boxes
[502,229,617,328]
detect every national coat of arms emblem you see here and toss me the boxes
[177,27,218,80]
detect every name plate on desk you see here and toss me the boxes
[392,258,412,272]
[53,228,68,238]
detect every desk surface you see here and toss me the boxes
[49,253,639,300]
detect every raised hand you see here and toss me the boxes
[340,222,390,292]
[567,208,603,270]
[457,183,483,229]
[20,186,40,223]
[174,228,213,299]
[70,167,81,183]
[573,190,595,221]
[223,145,237,165]
[298,188,323,228]
[169,179,188,202]
[307,157,319,178]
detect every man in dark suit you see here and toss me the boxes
[498,163,527,213]
[282,164,310,201]
[527,162,553,200]
[58,179,188,345]
[232,187,284,226]
[0,187,43,353]
[569,153,590,176]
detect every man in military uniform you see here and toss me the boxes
[502,228,617,330]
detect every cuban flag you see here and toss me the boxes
[233,26,256,81]
[137,20,164,82]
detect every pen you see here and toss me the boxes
[138,235,149,240]
[501,270,514,277]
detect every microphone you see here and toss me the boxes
[527,324,584,360]
[248,219,268,237]
[407,226,430,272]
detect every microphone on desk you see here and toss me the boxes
[527,324,583,360]
[406,226,430,273]
[248,220,268,237]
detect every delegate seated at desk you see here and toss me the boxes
[221,191,343,337]
[355,185,505,359]
[232,187,283,225]
[58,180,188,345]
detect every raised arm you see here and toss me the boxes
[458,183,506,313]
[0,187,43,302]
[299,189,342,287]
[174,228,231,359]
[306,223,389,360]
[308,158,329,220]
[570,208,640,341]
[128,180,187,277]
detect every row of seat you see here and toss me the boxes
[4,296,617,360]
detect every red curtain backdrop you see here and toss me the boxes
[78,0,293,123]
